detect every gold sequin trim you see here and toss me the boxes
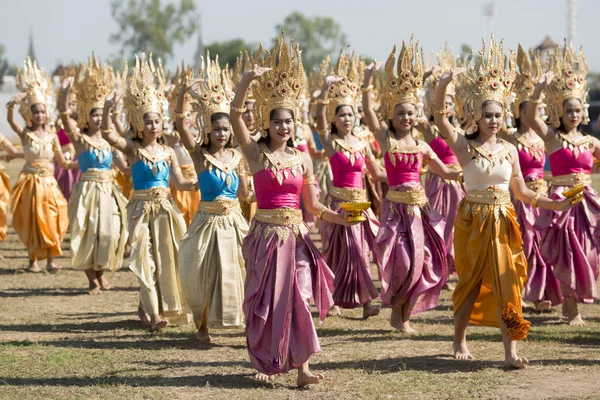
[386,189,428,206]
[551,172,591,187]
[330,185,368,202]
[254,208,303,226]
[464,187,511,205]
[197,199,241,216]
[526,178,548,194]
[79,168,114,182]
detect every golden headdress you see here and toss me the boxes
[59,65,80,104]
[16,57,49,127]
[424,44,456,116]
[188,52,232,137]
[252,29,305,130]
[122,51,166,135]
[74,54,116,129]
[381,36,424,121]
[459,37,516,134]
[324,49,361,123]
[545,40,589,129]
[233,46,263,103]
[513,44,543,119]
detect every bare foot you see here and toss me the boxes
[297,370,324,387]
[400,321,416,333]
[362,303,381,319]
[26,261,42,273]
[88,285,102,295]
[561,302,568,318]
[150,319,168,332]
[329,305,342,316]
[443,282,456,291]
[389,307,403,331]
[98,275,111,291]
[254,373,275,383]
[504,356,529,369]
[453,342,474,360]
[534,300,552,312]
[46,262,61,273]
[196,328,212,343]
[567,313,586,326]
[138,306,150,326]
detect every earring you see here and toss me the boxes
[261,130,268,138]
[203,131,209,145]
[137,130,144,139]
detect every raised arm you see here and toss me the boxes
[315,76,343,148]
[526,71,554,142]
[57,77,82,143]
[6,93,28,136]
[112,150,130,174]
[111,99,128,136]
[175,76,202,152]
[101,90,135,156]
[361,62,384,142]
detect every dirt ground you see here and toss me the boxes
[0,159,599,400]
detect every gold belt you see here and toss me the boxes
[180,164,197,180]
[525,178,548,194]
[551,172,591,187]
[386,189,429,206]
[80,168,114,182]
[131,186,171,202]
[465,186,511,205]
[330,185,367,202]
[23,162,54,177]
[197,199,240,215]
[254,208,303,226]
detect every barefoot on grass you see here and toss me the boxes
[254,373,275,383]
[567,313,586,326]
[534,300,552,312]
[46,262,61,273]
[297,370,324,387]
[88,285,102,295]
[389,307,403,331]
[26,261,41,273]
[98,275,111,291]
[504,356,529,369]
[453,342,474,360]
[362,303,380,319]
[138,306,150,326]
[329,305,342,316]
[196,327,212,343]
[150,319,168,332]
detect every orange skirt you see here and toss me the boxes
[170,164,200,227]
[0,169,11,241]
[9,165,69,260]
[113,169,133,200]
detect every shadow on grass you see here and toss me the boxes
[0,285,137,298]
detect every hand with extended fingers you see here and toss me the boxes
[105,90,123,109]
[439,68,466,86]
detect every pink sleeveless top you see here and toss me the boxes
[429,137,458,165]
[329,138,367,189]
[253,145,304,209]
[384,136,422,186]
[549,148,593,176]
[514,133,545,180]
[295,142,309,153]
[57,129,72,147]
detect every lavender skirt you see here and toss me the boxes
[242,218,334,375]
[54,161,81,202]
[374,184,448,313]
[320,196,380,308]
[423,170,466,273]
[535,185,600,303]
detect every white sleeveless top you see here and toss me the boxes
[463,139,513,191]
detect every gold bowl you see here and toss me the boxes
[562,183,585,205]
[340,201,371,222]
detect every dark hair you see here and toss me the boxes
[202,112,233,148]
[466,100,504,140]
[257,108,295,147]
[387,119,396,133]
[329,105,354,134]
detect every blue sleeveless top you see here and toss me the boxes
[198,149,244,201]
[131,145,171,190]
[77,136,112,172]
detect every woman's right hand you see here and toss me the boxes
[8,93,27,106]
[105,90,123,109]
[363,60,384,80]
[242,65,272,82]
[534,71,555,92]
[61,77,74,93]
[438,67,466,86]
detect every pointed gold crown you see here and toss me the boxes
[122,51,166,134]
[513,44,543,119]
[324,49,361,123]
[546,40,588,129]
[168,62,194,117]
[381,36,424,121]
[253,29,305,130]
[232,46,263,103]
[59,65,80,102]
[459,37,516,134]
[74,54,116,129]
[424,44,456,116]
[16,57,49,127]
[188,52,232,134]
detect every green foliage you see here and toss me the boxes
[204,39,257,70]
[275,11,348,72]
[110,0,198,64]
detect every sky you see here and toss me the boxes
[1,0,599,73]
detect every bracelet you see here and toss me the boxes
[101,127,113,135]
[230,104,247,113]
[239,137,253,148]
[528,96,542,104]
[511,171,523,179]
[361,84,374,93]
[191,180,198,191]
[457,171,464,184]
[316,128,328,136]
[433,107,449,115]
[245,190,254,203]
[551,200,557,211]
[317,206,327,220]
[59,109,72,116]
[6,103,15,110]
[175,111,189,119]
[173,166,182,174]
[187,144,197,154]
[317,98,330,105]
[112,111,122,115]
[303,175,317,185]
[531,192,542,208]
[64,160,71,170]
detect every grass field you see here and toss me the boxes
[0,159,599,400]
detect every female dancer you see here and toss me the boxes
[0,132,23,257]
[315,51,386,318]
[101,52,195,331]
[526,42,600,325]
[230,31,356,386]
[361,39,459,333]
[176,54,249,342]
[7,58,72,272]
[57,57,129,295]
[505,45,558,311]
[435,38,576,368]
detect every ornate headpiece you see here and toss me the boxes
[188,52,232,136]
[324,49,361,123]
[16,57,49,127]
[512,44,543,119]
[253,29,305,130]
[459,37,516,134]
[232,46,263,103]
[59,65,80,103]
[381,36,424,121]
[122,51,166,134]
[74,54,116,129]
[424,44,456,116]
[545,40,589,129]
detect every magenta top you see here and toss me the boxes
[330,151,365,189]
[429,137,458,165]
[254,168,302,209]
[57,129,71,147]
[295,142,309,153]
[384,151,422,186]
[548,147,593,176]
[518,147,545,180]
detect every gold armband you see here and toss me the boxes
[112,111,122,116]
[457,171,464,184]
[531,192,542,208]
[511,171,523,179]
[316,128,328,136]
[230,104,247,113]
[433,107,449,115]
[101,127,113,135]
[303,175,317,185]
[59,109,72,116]
[239,137,253,148]
[551,200,557,211]
[528,96,542,104]
[317,206,328,220]
[317,98,330,105]
[173,166,182,174]
[175,111,189,119]
[361,84,374,93]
